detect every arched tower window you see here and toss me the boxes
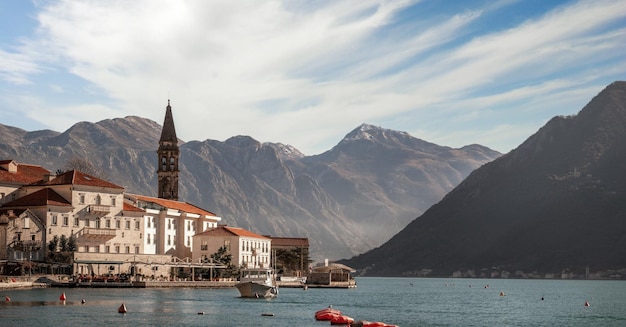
[170,157,175,171]
[162,157,167,171]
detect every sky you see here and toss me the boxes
[0,0,625,155]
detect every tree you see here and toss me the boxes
[67,235,77,252]
[275,249,300,273]
[59,234,69,252]
[210,246,232,265]
[48,235,59,254]
[210,246,238,278]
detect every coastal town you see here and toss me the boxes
[0,101,356,290]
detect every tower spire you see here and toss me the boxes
[157,100,179,201]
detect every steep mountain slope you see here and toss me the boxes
[0,119,499,261]
[342,81,626,277]
[290,124,500,244]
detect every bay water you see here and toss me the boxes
[1,277,625,326]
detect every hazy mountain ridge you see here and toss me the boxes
[342,81,626,277]
[0,118,500,260]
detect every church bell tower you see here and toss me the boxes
[157,100,179,201]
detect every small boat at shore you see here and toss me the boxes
[235,268,278,298]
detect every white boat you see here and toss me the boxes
[235,268,278,298]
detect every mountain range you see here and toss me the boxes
[342,81,626,277]
[0,118,500,261]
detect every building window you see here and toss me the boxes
[187,221,191,231]
[134,246,139,254]
[125,221,130,229]
[168,220,171,230]
[79,194,85,204]
[95,195,101,205]
[125,246,130,253]
[105,246,110,253]
[170,157,175,170]
[187,236,190,247]
[106,220,111,228]
[62,216,68,226]
[147,234,151,244]
[111,197,116,206]
[51,215,57,225]
[115,246,120,253]
[224,240,230,251]
[95,218,101,229]
[167,235,171,245]
[74,217,79,227]
[201,240,208,251]
[161,157,167,171]
[115,220,121,229]
[135,221,140,230]
[24,217,30,229]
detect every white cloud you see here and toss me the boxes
[3,0,626,154]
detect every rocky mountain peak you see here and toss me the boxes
[342,80,626,277]
[265,142,305,161]
[224,135,261,149]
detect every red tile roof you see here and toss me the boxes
[0,160,51,185]
[1,188,71,207]
[123,202,144,212]
[130,194,217,217]
[37,170,124,189]
[195,225,269,239]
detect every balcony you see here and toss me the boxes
[11,240,43,252]
[88,205,110,215]
[78,227,117,241]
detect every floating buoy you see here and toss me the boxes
[261,313,274,317]
[197,312,205,315]
[585,300,590,307]
[5,296,10,302]
[81,299,86,304]
[541,296,544,301]
[500,291,506,296]
[60,292,67,301]
[118,303,128,313]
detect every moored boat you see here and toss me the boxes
[235,268,278,298]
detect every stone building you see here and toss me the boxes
[0,101,223,277]
[192,225,271,269]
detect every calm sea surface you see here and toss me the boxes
[1,277,625,326]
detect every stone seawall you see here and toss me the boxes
[137,281,237,288]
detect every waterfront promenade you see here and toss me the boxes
[1,275,352,289]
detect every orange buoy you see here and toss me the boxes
[118,303,128,313]
[5,296,10,302]
[60,292,67,301]
[585,300,590,307]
